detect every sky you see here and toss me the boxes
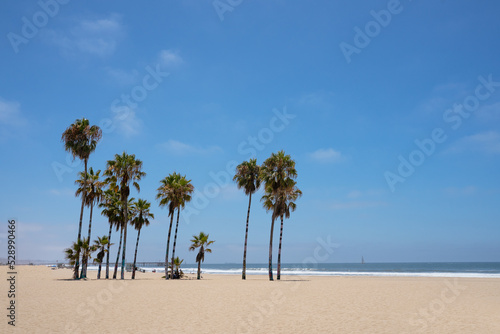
[1,0,499,265]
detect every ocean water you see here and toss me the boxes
[83,262,500,278]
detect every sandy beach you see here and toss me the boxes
[2,265,500,333]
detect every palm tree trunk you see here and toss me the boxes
[120,199,128,280]
[268,217,275,281]
[81,203,94,279]
[106,222,112,279]
[113,226,123,279]
[97,262,102,279]
[131,228,141,279]
[242,193,252,280]
[74,159,88,279]
[171,208,180,279]
[197,258,201,280]
[164,213,174,280]
[277,215,284,281]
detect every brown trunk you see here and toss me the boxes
[164,213,174,280]
[74,159,88,279]
[277,215,284,280]
[268,216,275,281]
[242,193,252,280]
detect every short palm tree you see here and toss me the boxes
[233,158,261,280]
[76,167,104,279]
[64,237,95,278]
[189,232,215,280]
[62,118,102,279]
[131,199,154,279]
[169,257,184,279]
[104,152,145,280]
[262,178,302,280]
[260,150,298,281]
[157,172,182,280]
[92,235,112,280]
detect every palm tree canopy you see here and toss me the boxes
[156,172,194,216]
[131,198,154,231]
[189,232,215,263]
[92,235,113,264]
[75,167,104,207]
[260,150,297,192]
[104,152,145,202]
[233,158,261,196]
[61,118,102,162]
[262,178,302,221]
[99,189,122,229]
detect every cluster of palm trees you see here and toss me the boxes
[234,152,302,281]
[62,118,213,280]
[62,118,300,282]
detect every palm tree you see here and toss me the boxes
[189,232,215,280]
[99,189,121,279]
[76,167,104,278]
[260,150,298,281]
[233,158,261,280]
[157,172,182,280]
[170,175,194,280]
[104,152,145,280]
[262,178,302,280]
[170,257,184,279]
[130,199,154,279]
[93,235,112,280]
[62,118,102,279]
[64,237,95,278]
[111,198,135,279]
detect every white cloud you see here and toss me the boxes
[48,188,75,197]
[0,98,26,126]
[112,106,143,136]
[309,148,343,163]
[158,49,183,68]
[45,14,124,57]
[328,201,386,210]
[160,140,223,156]
[105,67,139,85]
[476,102,500,122]
[448,131,500,154]
[443,186,477,196]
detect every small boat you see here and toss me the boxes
[361,256,365,264]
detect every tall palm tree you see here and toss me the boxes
[189,232,215,280]
[92,235,112,280]
[62,118,102,279]
[112,198,136,279]
[99,189,121,279]
[104,152,145,280]
[262,178,302,280]
[260,150,298,281]
[131,199,154,279]
[157,172,182,280]
[233,159,261,280]
[170,175,194,280]
[76,167,104,278]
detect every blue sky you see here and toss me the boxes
[1,0,499,264]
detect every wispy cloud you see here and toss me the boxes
[309,148,343,163]
[105,67,139,86]
[476,102,500,122]
[447,131,500,155]
[160,140,223,156]
[443,186,477,196]
[158,49,183,68]
[112,106,143,137]
[48,188,75,197]
[44,14,124,57]
[0,97,27,140]
[328,201,386,210]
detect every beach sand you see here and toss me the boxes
[2,265,500,333]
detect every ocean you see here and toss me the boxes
[84,262,500,278]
